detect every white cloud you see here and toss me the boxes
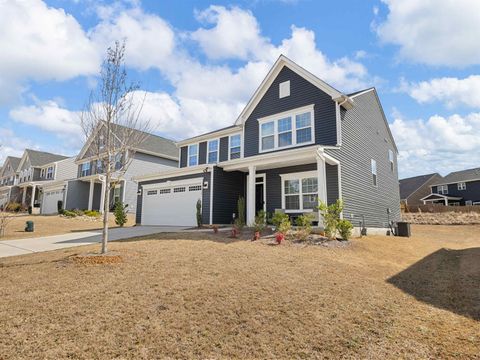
[375,0,480,67]
[0,129,33,163]
[0,0,100,104]
[390,112,480,177]
[401,75,480,109]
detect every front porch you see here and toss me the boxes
[421,193,462,206]
[218,146,340,225]
[18,182,42,211]
[79,175,125,213]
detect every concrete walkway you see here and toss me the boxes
[0,226,186,258]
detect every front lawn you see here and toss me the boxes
[0,225,478,359]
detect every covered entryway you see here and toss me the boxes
[141,178,203,226]
[41,188,65,214]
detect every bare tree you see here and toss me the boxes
[80,40,151,254]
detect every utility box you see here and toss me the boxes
[25,221,34,232]
[397,222,411,237]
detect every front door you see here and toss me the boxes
[255,175,265,213]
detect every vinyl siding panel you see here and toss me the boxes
[65,180,90,210]
[136,171,210,225]
[244,66,337,158]
[212,167,246,224]
[54,158,77,181]
[325,90,401,228]
[405,174,443,206]
[432,180,480,204]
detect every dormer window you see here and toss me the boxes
[279,80,290,98]
[81,162,90,177]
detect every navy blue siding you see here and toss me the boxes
[432,181,480,204]
[212,167,246,224]
[244,66,337,157]
[136,172,211,224]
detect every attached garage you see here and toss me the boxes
[41,188,65,215]
[141,178,204,226]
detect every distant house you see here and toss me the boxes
[0,156,21,208]
[399,173,443,206]
[421,167,480,205]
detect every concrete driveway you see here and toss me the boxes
[0,226,186,258]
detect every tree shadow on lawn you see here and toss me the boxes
[388,247,480,321]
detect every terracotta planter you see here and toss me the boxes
[212,226,219,234]
[231,228,238,238]
[253,231,260,241]
[275,233,284,244]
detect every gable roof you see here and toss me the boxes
[432,167,480,186]
[18,149,69,170]
[1,156,21,177]
[77,122,178,161]
[234,55,353,126]
[399,173,441,200]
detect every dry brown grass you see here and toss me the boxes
[0,224,479,359]
[403,211,480,225]
[0,213,135,240]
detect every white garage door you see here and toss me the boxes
[141,178,203,226]
[41,190,64,214]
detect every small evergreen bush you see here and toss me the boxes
[114,201,128,227]
[337,219,353,241]
[196,199,202,227]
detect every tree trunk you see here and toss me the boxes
[101,173,110,254]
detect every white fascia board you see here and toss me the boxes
[141,177,204,190]
[176,126,242,147]
[134,165,214,182]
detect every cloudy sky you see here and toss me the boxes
[0,0,479,179]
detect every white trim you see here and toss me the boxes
[258,105,315,153]
[187,143,199,167]
[246,173,266,213]
[371,159,377,187]
[349,88,375,99]
[234,55,351,126]
[228,133,243,160]
[141,177,204,191]
[431,178,480,187]
[207,138,219,164]
[457,182,466,190]
[134,165,212,182]
[335,102,342,146]
[280,170,319,213]
[209,168,214,225]
[176,126,242,146]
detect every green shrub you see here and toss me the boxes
[57,200,63,214]
[337,219,353,241]
[296,213,314,241]
[237,196,245,227]
[6,202,22,212]
[278,217,291,236]
[73,209,84,216]
[62,210,77,217]
[84,210,100,217]
[271,211,289,229]
[253,209,266,232]
[317,200,344,240]
[27,206,32,215]
[114,201,128,227]
[196,199,202,228]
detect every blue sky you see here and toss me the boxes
[1,0,479,178]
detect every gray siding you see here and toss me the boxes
[219,137,229,162]
[212,168,246,224]
[405,174,443,206]
[325,90,401,228]
[432,181,480,204]
[244,66,337,158]
[199,141,207,165]
[32,168,41,181]
[136,171,211,225]
[65,180,89,210]
[54,157,77,181]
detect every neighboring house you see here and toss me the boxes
[69,122,178,214]
[421,167,480,205]
[0,156,21,208]
[399,173,443,207]
[134,55,401,231]
[16,149,77,213]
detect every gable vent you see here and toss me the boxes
[279,80,290,98]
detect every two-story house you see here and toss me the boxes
[400,173,443,207]
[421,167,480,205]
[0,156,21,208]
[134,56,401,232]
[16,149,78,213]
[68,123,178,214]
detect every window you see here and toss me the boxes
[371,159,377,186]
[457,182,466,190]
[159,189,171,194]
[229,134,241,159]
[40,168,45,178]
[46,166,54,179]
[96,159,103,174]
[81,162,90,177]
[114,153,123,170]
[174,187,186,193]
[388,149,394,172]
[147,190,157,195]
[259,105,314,152]
[189,185,202,191]
[207,139,219,164]
[438,185,448,195]
[113,186,121,203]
[188,144,198,166]
[282,172,318,212]
[279,80,290,98]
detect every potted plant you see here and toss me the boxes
[231,226,238,238]
[252,210,266,241]
[212,225,219,234]
[275,217,291,244]
[275,232,285,244]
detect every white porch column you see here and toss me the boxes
[444,197,448,206]
[88,179,94,211]
[246,165,256,226]
[30,185,36,208]
[99,177,106,214]
[316,153,328,226]
[22,187,27,205]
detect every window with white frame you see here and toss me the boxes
[229,134,241,159]
[282,172,318,212]
[81,162,90,177]
[40,168,46,178]
[388,149,394,172]
[466,200,473,205]
[208,139,219,164]
[457,182,466,190]
[259,105,314,152]
[188,144,198,166]
[279,80,290,98]
[371,159,377,186]
[438,185,448,194]
[46,166,54,179]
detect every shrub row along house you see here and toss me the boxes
[409,168,480,206]
[0,124,178,214]
[134,56,401,232]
